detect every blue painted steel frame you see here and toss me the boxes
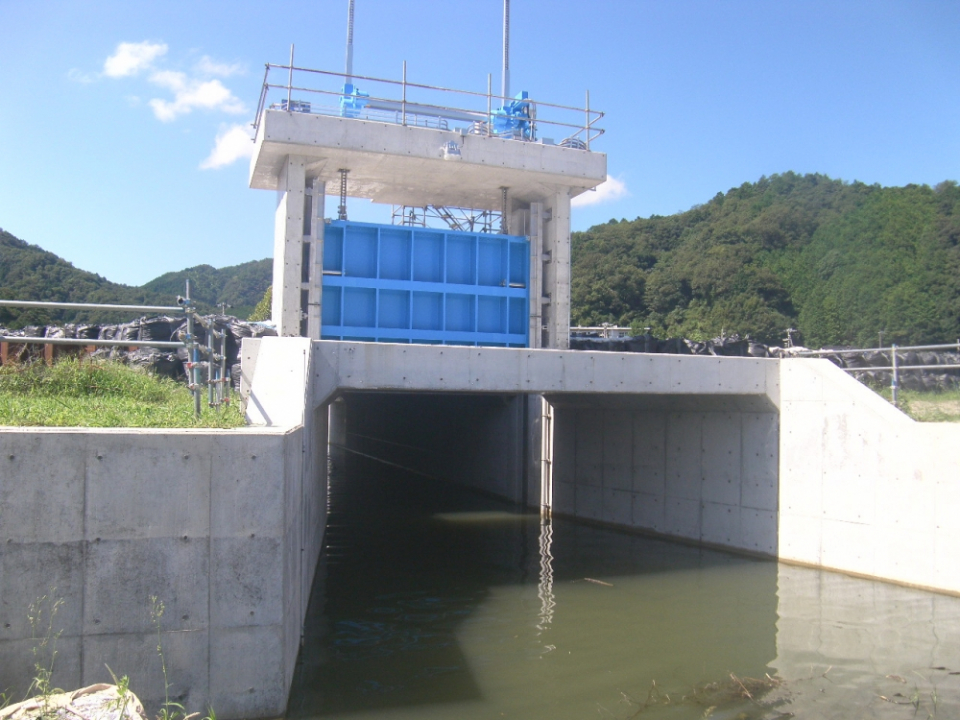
[321,220,529,347]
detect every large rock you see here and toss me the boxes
[0,684,146,720]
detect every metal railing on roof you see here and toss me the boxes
[252,59,605,150]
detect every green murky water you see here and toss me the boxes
[288,456,960,719]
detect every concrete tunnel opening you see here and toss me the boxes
[323,389,781,556]
[331,391,537,508]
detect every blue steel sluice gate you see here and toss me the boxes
[321,221,529,346]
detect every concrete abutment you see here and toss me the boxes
[4,339,960,719]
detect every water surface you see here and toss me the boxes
[288,456,960,719]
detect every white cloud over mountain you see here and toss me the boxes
[571,175,629,208]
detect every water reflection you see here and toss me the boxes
[288,456,960,719]
[536,519,555,636]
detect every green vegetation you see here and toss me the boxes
[879,388,960,423]
[0,359,244,428]
[0,229,270,328]
[571,173,960,347]
[248,285,272,322]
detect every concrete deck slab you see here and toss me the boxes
[250,110,606,208]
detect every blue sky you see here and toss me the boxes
[1,0,957,287]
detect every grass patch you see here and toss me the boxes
[875,386,960,422]
[0,359,245,428]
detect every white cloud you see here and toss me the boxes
[195,56,244,77]
[571,175,629,208]
[67,68,96,84]
[200,123,255,169]
[103,41,167,78]
[148,71,246,121]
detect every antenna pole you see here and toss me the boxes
[345,0,355,82]
[501,0,510,101]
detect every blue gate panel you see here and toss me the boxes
[413,231,444,282]
[478,296,506,334]
[344,225,378,278]
[412,291,442,330]
[324,225,344,273]
[378,289,410,328]
[444,294,474,332]
[343,287,376,327]
[322,286,342,326]
[379,228,411,280]
[320,220,528,347]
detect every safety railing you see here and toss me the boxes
[0,283,229,417]
[790,342,960,405]
[252,54,604,150]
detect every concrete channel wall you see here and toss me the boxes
[0,420,327,720]
[779,358,960,594]
[551,402,780,556]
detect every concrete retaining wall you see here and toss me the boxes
[779,359,960,594]
[551,404,780,555]
[0,423,326,720]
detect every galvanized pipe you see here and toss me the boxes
[844,364,960,372]
[501,0,510,101]
[794,341,960,355]
[0,299,183,313]
[345,0,355,82]
[891,343,899,406]
[287,44,294,110]
[0,336,183,349]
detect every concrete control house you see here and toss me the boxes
[252,63,606,349]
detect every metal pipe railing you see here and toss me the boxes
[0,337,183,349]
[0,299,184,313]
[793,342,960,356]
[251,62,605,146]
[793,340,960,407]
[0,289,232,418]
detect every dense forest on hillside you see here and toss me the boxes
[5,172,960,346]
[0,229,270,328]
[571,173,960,347]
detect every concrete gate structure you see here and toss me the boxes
[4,62,960,720]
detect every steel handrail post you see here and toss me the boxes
[891,344,899,407]
[287,45,294,111]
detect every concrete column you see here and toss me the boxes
[272,156,307,336]
[306,180,325,340]
[527,201,543,349]
[542,190,571,349]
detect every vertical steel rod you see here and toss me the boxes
[287,44,294,110]
[186,280,201,418]
[891,343,899,406]
[402,61,407,126]
[500,187,508,234]
[487,74,492,136]
[345,0,355,82]
[207,329,215,409]
[585,90,590,150]
[222,321,229,405]
[338,169,349,221]
[501,0,510,101]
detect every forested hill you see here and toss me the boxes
[571,173,960,347]
[5,172,960,344]
[0,229,270,327]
